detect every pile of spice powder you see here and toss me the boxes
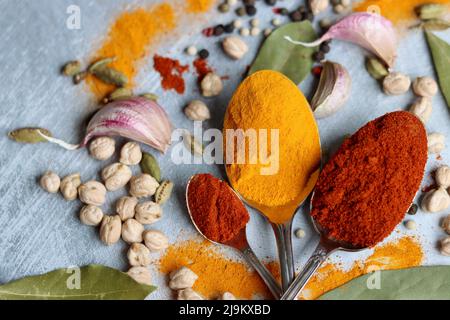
[301,236,424,300]
[159,239,279,300]
[153,55,189,94]
[311,111,427,248]
[87,4,176,98]
[188,174,249,244]
[354,0,450,24]
[186,0,215,13]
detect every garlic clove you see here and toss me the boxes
[285,13,398,68]
[311,61,352,119]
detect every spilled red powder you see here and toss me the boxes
[193,58,213,82]
[153,55,189,94]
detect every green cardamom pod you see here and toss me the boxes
[92,66,128,87]
[155,180,174,205]
[140,93,159,101]
[365,57,389,80]
[8,128,52,144]
[62,61,81,76]
[88,57,115,73]
[140,152,161,182]
[416,4,446,21]
[109,88,133,101]
[422,19,450,31]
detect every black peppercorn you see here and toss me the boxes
[213,25,225,36]
[243,0,255,5]
[265,0,277,6]
[304,12,314,22]
[224,23,235,33]
[407,204,418,215]
[245,5,257,16]
[236,7,246,16]
[313,51,325,62]
[320,42,330,53]
[289,10,303,22]
[198,49,210,59]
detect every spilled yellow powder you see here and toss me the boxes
[186,0,216,13]
[159,239,279,300]
[87,0,215,98]
[87,4,176,98]
[301,236,423,300]
[354,0,450,24]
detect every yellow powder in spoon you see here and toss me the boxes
[354,0,450,24]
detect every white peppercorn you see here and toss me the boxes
[60,173,81,201]
[143,229,169,252]
[116,196,138,221]
[135,201,162,225]
[122,219,144,244]
[89,137,115,161]
[120,142,142,166]
[127,243,151,267]
[40,171,61,193]
[79,205,104,226]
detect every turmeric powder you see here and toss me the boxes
[87,0,215,98]
[301,236,424,300]
[159,239,279,299]
[224,70,321,224]
[354,0,450,24]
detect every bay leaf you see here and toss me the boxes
[0,265,156,300]
[422,19,450,31]
[425,31,450,109]
[8,127,52,144]
[248,21,317,84]
[320,266,450,300]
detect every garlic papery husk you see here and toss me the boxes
[311,61,351,119]
[285,13,398,68]
[39,97,174,153]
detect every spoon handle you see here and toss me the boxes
[280,242,331,300]
[271,221,295,291]
[240,246,282,299]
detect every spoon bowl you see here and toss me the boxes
[280,193,367,300]
[185,175,282,299]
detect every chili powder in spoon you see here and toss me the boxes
[188,174,249,243]
[311,111,427,248]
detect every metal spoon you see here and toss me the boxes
[280,195,367,300]
[186,175,282,299]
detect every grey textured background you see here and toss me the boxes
[0,0,449,300]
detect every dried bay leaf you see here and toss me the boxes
[8,128,52,144]
[0,265,156,300]
[320,266,450,300]
[248,21,317,84]
[422,19,450,31]
[426,31,450,109]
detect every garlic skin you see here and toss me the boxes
[427,133,445,154]
[410,97,432,124]
[413,76,438,97]
[311,61,351,119]
[39,97,173,154]
[285,13,398,68]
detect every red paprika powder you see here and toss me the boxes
[311,111,427,248]
[187,174,250,243]
[153,55,189,94]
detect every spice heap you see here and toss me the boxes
[224,70,321,224]
[311,111,428,248]
[187,174,250,243]
[159,239,280,300]
[301,236,424,300]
